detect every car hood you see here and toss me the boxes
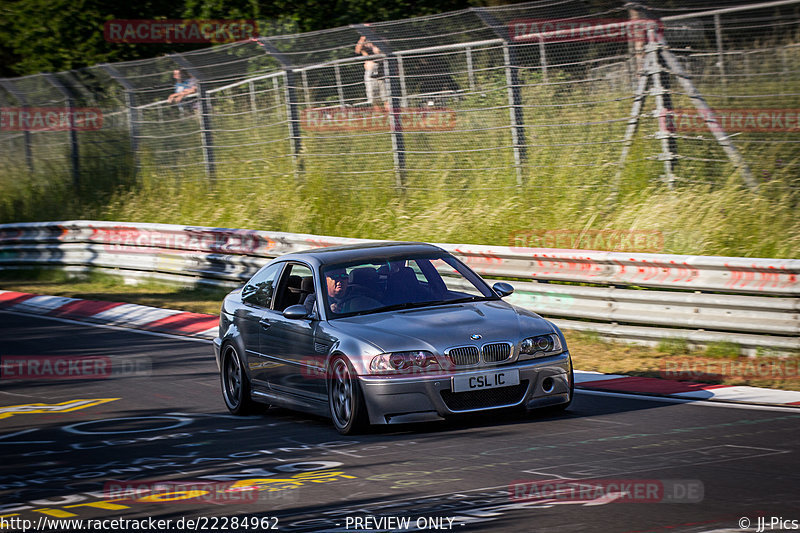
[327,300,555,354]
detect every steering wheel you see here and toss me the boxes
[338,295,382,313]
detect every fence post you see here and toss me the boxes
[630,4,678,186]
[781,46,789,75]
[354,24,406,189]
[248,80,257,114]
[99,64,140,175]
[300,70,311,107]
[284,71,305,176]
[43,74,79,189]
[387,54,407,189]
[333,64,345,106]
[465,46,476,91]
[272,76,281,108]
[647,37,677,188]
[614,63,651,196]
[256,39,304,177]
[397,54,408,108]
[473,7,527,185]
[714,14,726,86]
[659,45,756,190]
[502,43,524,186]
[0,80,34,174]
[538,39,548,83]
[169,54,216,180]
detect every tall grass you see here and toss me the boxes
[1,49,798,259]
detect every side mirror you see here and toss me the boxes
[493,282,514,298]
[283,304,310,320]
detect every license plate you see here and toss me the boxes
[452,369,520,393]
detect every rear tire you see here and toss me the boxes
[221,343,257,415]
[328,356,368,435]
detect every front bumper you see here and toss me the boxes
[358,352,571,424]
[213,337,222,370]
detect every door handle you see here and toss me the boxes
[259,318,271,329]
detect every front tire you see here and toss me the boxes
[221,343,257,415]
[328,356,368,435]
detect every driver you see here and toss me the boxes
[326,268,350,313]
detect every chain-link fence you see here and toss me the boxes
[1,0,799,200]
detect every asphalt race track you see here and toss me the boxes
[1,311,799,533]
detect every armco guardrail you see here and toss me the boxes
[0,221,798,354]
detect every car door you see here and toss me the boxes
[238,262,284,387]
[260,262,325,400]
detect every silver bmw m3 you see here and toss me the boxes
[213,242,573,434]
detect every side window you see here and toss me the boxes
[274,263,314,312]
[415,258,450,298]
[242,263,282,308]
[408,259,428,282]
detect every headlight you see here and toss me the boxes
[519,334,562,359]
[370,351,439,374]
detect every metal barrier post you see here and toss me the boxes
[99,64,140,174]
[248,80,257,113]
[647,36,677,187]
[503,43,524,185]
[397,55,408,108]
[301,70,311,107]
[43,74,79,189]
[333,64,345,106]
[473,7,527,185]
[714,14,727,86]
[256,39,304,177]
[169,54,216,180]
[538,39,548,83]
[659,45,756,190]
[465,46,476,91]
[0,80,34,174]
[354,24,407,189]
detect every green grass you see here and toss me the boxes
[705,341,743,360]
[657,337,690,356]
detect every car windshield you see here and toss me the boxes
[321,253,496,318]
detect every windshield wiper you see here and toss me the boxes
[442,296,490,304]
[372,301,428,313]
[382,296,489,312]
[337,296,492,318]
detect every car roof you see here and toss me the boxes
[281,242,448,266]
